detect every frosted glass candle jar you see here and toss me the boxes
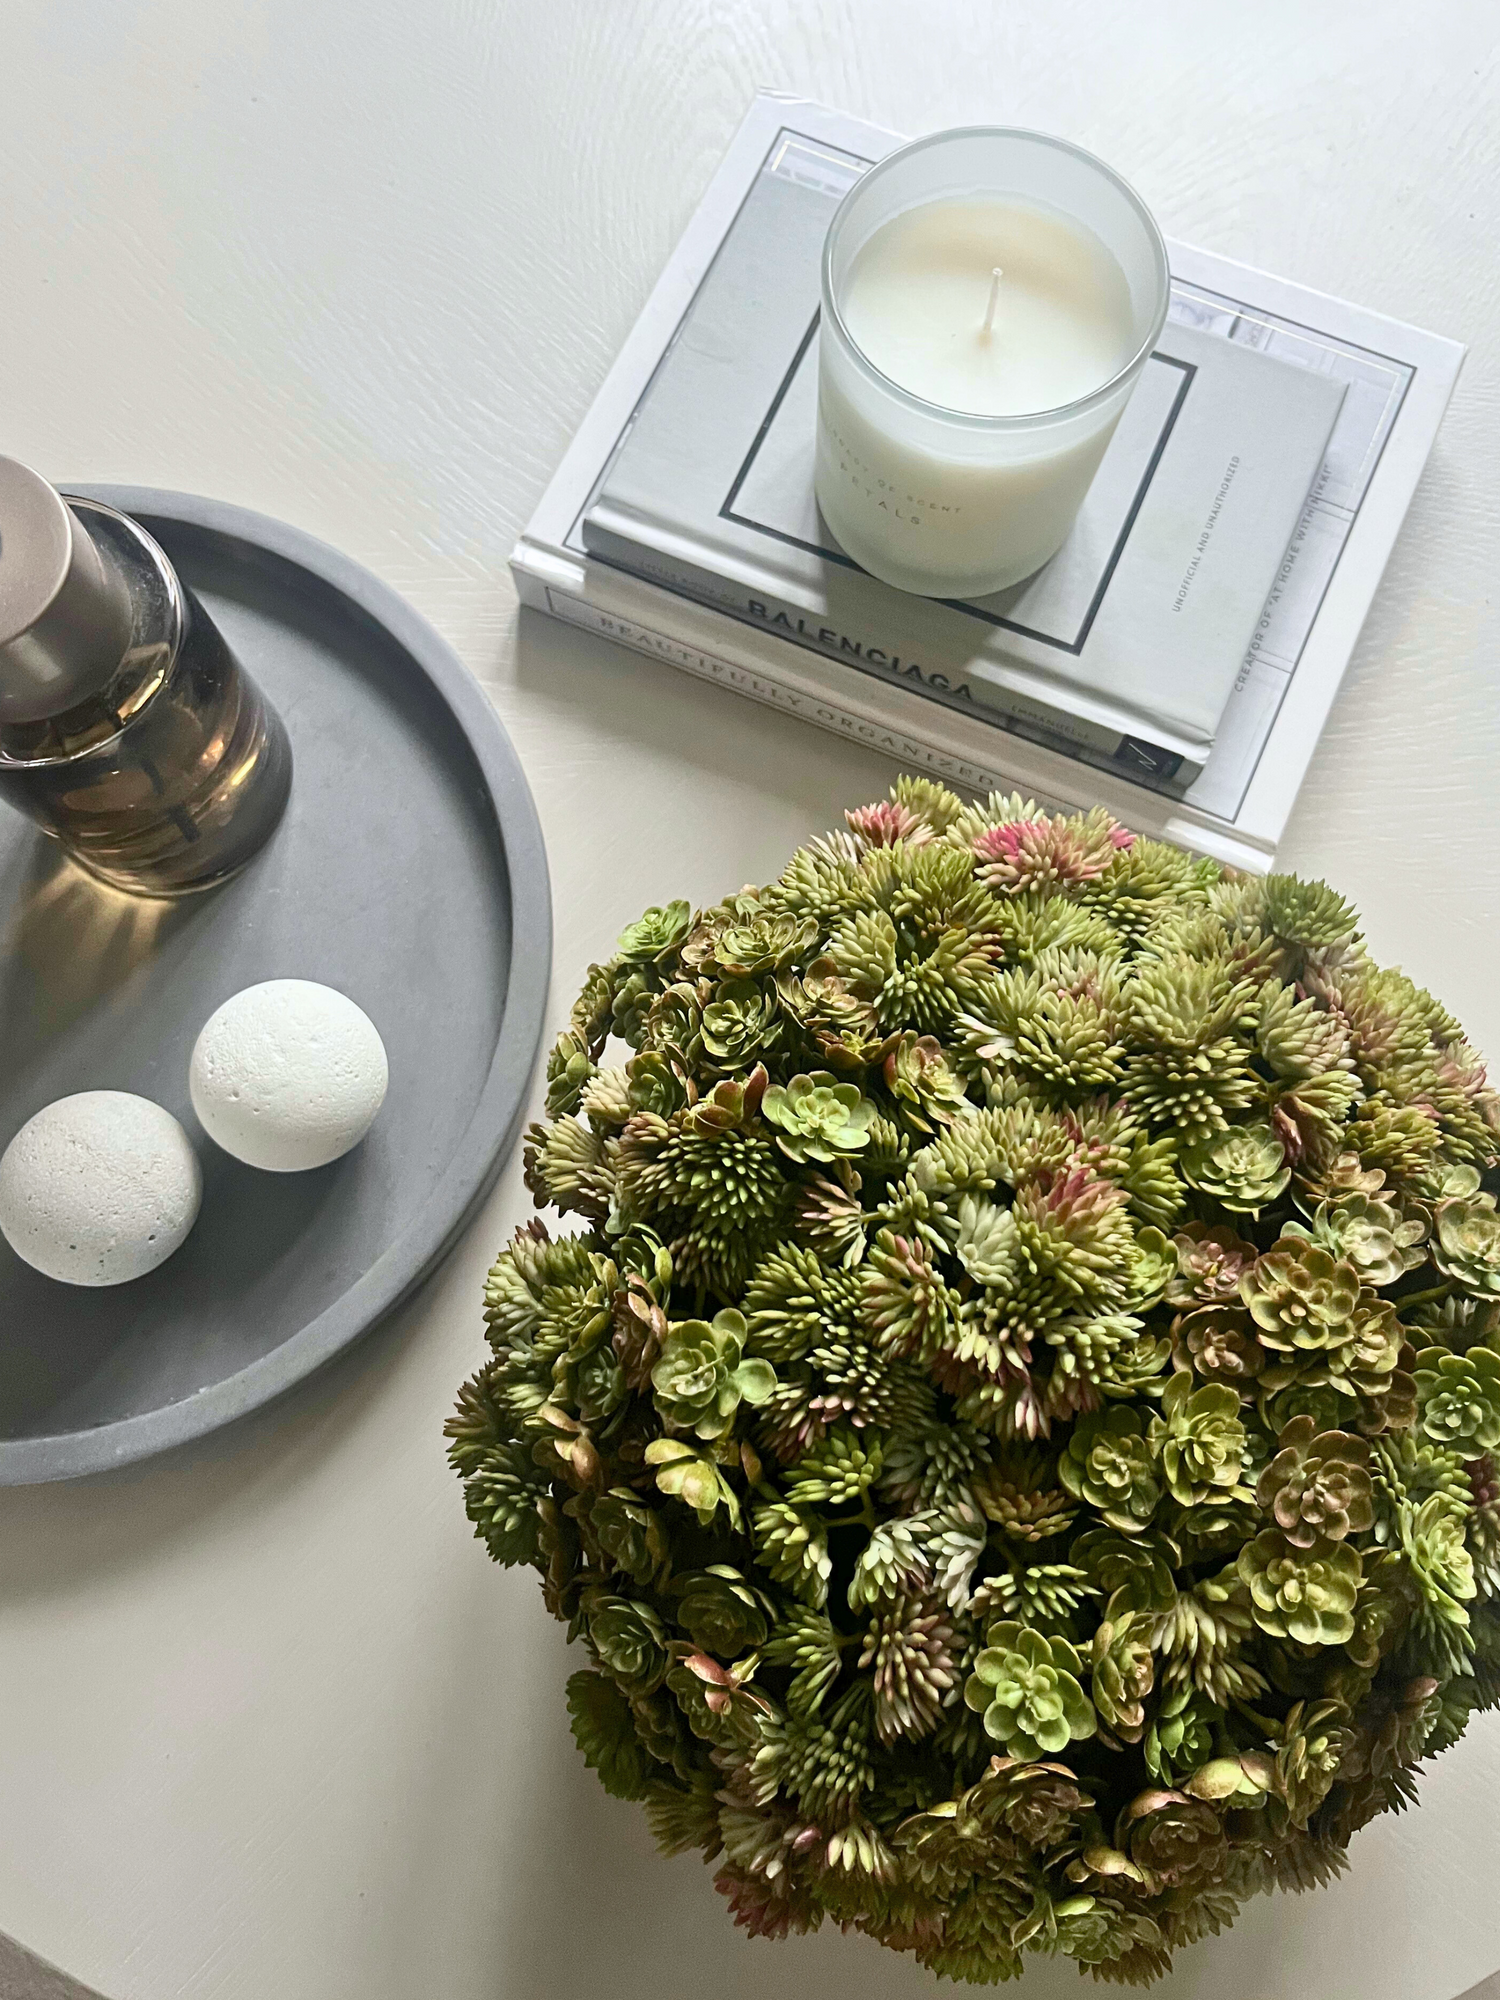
[815,128,1170,598]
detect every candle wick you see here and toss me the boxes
[981,267,1004,339]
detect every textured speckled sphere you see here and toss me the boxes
[190,979,389,1173]
[0,1091,203,1285]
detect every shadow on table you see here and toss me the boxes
[508,602,905,813]
[0,1929,112,2000]
[0,1242,425,1607]
[477,1676,1304,2000]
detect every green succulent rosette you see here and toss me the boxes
[1172,1304,1267,1387]
[1090,1611,1156,1740]
[1414,1342,1500,1452]
[711,908,819,977]
[452,778,1500,1987]
[1180,1122,1291,1214]
[651,1309,775,1440]
[1143,1686,1216,1783]
[1240,1239,1361,1353]
[1256,1417,1374,1546]
[1117,1787,1226,1885]
[883,1030,971,1133]
[1283,1193,1427,1287]
[1148,1373,1249,1507]
[700,979,781,1072]
[1168,1222,1259,1307]
[624,1049,688,1120]
[1432,1197,1500,1295]
[761,1070,878,1164]
[587,1595,668,1687]
[589,1488,668,1585]
[1238,1528,1362,1645]
[642,1437,742,1527]
[616,899,692,964]
[673,1565,771,1655]
[1059,1405,1162,1533]
[964,1621,1098,1759]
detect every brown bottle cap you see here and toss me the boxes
[0,457,135,724]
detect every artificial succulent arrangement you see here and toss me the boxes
[448,779,1500,1985]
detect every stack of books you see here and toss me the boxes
[514,93,1463,871]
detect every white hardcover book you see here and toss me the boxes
[514,92,1465,871]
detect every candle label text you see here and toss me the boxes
[821,417,965,527]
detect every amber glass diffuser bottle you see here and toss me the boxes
[0,458,291,896]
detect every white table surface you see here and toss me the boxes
[2,3,1499,1996]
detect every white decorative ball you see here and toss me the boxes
[189,979,389,1173]
[0,1091,203,1286]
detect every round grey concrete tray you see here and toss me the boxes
[0,489,551,1483]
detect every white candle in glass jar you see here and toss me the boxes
[816,129,1169,599]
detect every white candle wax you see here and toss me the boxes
[815,130,1168,599]
[841,200,1134,420]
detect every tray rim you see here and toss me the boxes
[0,486,552,1485]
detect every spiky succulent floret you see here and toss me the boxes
[860,1592,960,1742]
[971,1443,1078,1542]
[1120,953,1261,1142]
[881,1412,991,1509]
[522,1114,618,1224]
[752,1499,831,1608]
[452,781,1500,1987]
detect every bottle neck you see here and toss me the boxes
[0,460,139,723]
[0,498,182,768]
